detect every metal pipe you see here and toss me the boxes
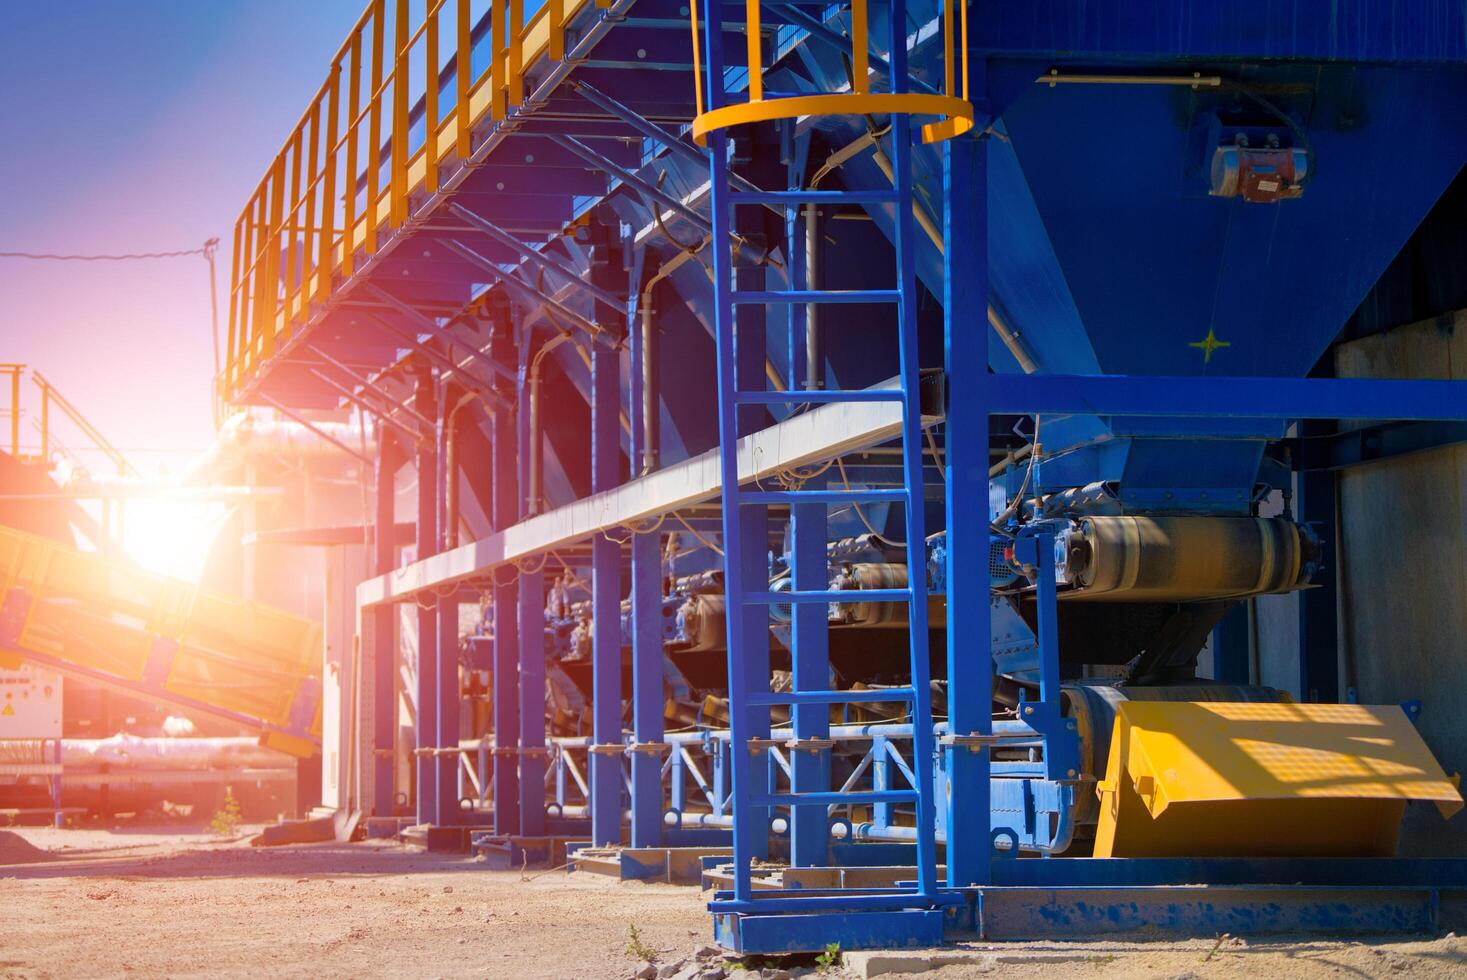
[637,263,673,475]
[527,332,578,514]
[439,388,482,550]
[804,202,822,389]
[1038,70,1221,88]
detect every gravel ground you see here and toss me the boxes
[3,826,1466,979]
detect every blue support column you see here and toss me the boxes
[1297,445,1340,703]
[735,144,772,865]
[437,404,461,825]
[943,132,992,887]
[789,496,830,866]
[413,368,439,827]
[627,227,663,848]
[518,568,547,835]
[1212,603,1251,684]
[590,333,624,847]
[492,387,521,836]
[372,432,401,816]
[437,606,460,822]
[629,530,664,846]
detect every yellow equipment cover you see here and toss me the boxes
[1094,701,1463,858]
[0,524,321,756]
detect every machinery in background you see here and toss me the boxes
[0,369,341,824]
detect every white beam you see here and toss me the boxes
[358,381,913,607]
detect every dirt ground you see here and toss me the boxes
[3,825,1467,980]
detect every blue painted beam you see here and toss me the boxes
[589,227,625,848]
[629,531,663,847]
[492,387,521,836]
[942,132,992,889]
[986,374,1467,421]
[789,495,830,868]
[518,567,547,836]
[413,368,439,827]
[372,432,404,817]
[970,2,1467,64]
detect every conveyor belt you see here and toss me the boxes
[0,525,321,757]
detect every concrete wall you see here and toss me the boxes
[1335,310,1467,854]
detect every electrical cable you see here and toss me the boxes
[0,246,211,261]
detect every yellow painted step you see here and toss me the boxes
[1094,701,1463,858]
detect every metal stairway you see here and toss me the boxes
[695,0,973,944]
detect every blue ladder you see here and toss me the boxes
[699,0,949,921]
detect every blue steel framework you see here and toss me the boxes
[700,0,946,934]
[218,0,1467,958]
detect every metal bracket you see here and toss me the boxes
[746,738,784,756]
[938,733,1003,753]
[625,741,672,756]
[784,738,835,753]
[588,743,627,756]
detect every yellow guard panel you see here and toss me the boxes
[0,525,321,755]
[1094,701,1463,858]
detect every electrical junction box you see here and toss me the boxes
[0,662,63,739]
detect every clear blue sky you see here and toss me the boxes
[0,1,362,472]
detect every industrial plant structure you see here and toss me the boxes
[6,0,1467,956]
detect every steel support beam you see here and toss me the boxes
[441,239,605,339]
[1297,438,1340,703]
[413,368,439,827]
[789,494,830,866]
[734,161,771,864]
[446,203,624,316]
[629,530,663,847]
[985,373,1467,421]
[436,410,462,825]
[549,135,710,229]
[491,372,521,836]
[358,291,519,388]
[370,431,404,817]
[590,333,623,847]
[943,132,992,888]
[518,566,546,836]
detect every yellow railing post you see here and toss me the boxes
[7,365,19,457]
[285,129,303,302]
[690,0,704,118]
[249,191,268,368]
[236,207,255,380]
[263,154,286,358]
[745,0,762,101]
[492,0,507,118]
[367,0,385,252]
[509,0,524,106]
[550,0,565,60]
[426,0,440,194]
[226,220,242,390]
[344,28,363,275]
[301,102,321,316]
[456,0,471,154]
[391,0,410,227]
[318,63,341,300]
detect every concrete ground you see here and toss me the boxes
[3,825,1466,979]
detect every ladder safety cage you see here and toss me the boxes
[692,0,975,918]
[688,0,975,144]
